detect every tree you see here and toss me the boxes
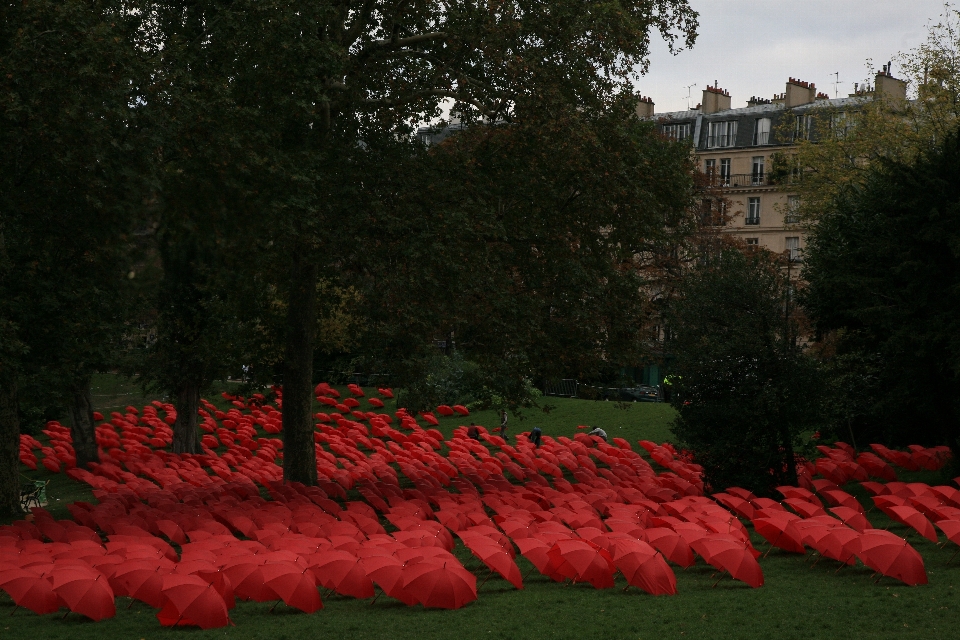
[357,98,697,411]
[0,0,148,513]
[146,0,700,484]
[802,129,960,459]
[667,245,822,495]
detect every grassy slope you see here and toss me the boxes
[5,376,960,638]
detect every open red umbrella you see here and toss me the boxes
[887,506,939,543]
[829,507,873,533]
[514,538,565,581]
[460,536,523,589]
[49,566,116,621]
[259,562,322,613]
[751,512,805,555]
[856,529,927,585]
[0,567,63,615]
[642,528,695,568]
[113,560,171,608]
[545,539,615,589]
[610,538,676,595]
[309,550,374,599]
[690,535,763,588]
[818,526,860,565]
[157,574,231,629]
[401,560,477,609]
[359,554,418,605]
[221,559,272,602]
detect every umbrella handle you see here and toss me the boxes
[9,605,18,616]
[712,571,726,588]
[370,588,382,605]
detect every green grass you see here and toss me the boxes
[7,377,960,638]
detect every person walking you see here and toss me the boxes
[499,409,509,441]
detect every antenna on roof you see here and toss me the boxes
[684,83,697,110]
[832,71,842,98]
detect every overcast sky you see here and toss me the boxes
[636,0,951,113]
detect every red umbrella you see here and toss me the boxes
[157,574,231,629]
[610,538,676,595]
[818,526,860,565]
[259,562,322,613]
[0,567,63,615]
[751,512,805,555]
[460,536,523,589]
[545,539,615,589]
[221,559,272,602]
[887,506,939,543]
[359,554,418,605]
[49,566,116,621]
[401,560,477,609]
[514,538,565,581]
[829,506,873,533]
[856,529,927,585]
[642,528,695,568]
[309,550,374,599]
[690,535,764,588]
[113,560,171,608]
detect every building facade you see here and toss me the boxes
[640,69,907,260]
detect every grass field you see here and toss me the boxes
[5,375,960,639]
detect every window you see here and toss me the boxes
[831,112,858,139]
[663,123,692,142]
[794,115,812,140]
[786,236,801,261]
[705,159,716,183]
[786,195,800,224]
[754,118,771,145]
[746,197,760,225]
[745,237,759,250]
[719,158,731,186]
[708,120,738,148]
[752,156,765,185]
[700,199,727,226]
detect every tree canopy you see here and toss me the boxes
[802,129,960,459]
[667,245,822,495]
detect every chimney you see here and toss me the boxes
[701,82,731,114]
[785,78,817,107]
[635,95,655,118]
[874,64,907,104]
[747,96,771,108]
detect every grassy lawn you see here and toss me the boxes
[6,376,960,638]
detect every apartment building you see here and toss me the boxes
[638,69,908,261]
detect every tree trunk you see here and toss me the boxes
[0,378,21,517]
[282,249,318,485]
[172,382,201,454]
[67,375,99,469]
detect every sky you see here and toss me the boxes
[636,0,952,113]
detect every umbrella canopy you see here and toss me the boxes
[49,566,116,621]
[461,536,523,589]
[545,539,615,589]
[358,553,418,605]
[610,538,676,595]
[309,550,374,599]
[0,567,63,615]
[690,536,763,588]
[751,512,805,555]
[829,507,873,533]
[887,506,939,543]
[642,528,695,568]
[401,561,477,609]
[157,574,231,629]
[260,562,323,613]
[856,529,928,586]
[114,560,171,608]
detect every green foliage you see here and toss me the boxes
[802,129,960,457]
[668,247,823,495]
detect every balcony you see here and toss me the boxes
[745,217,760,225]
[700,172,770,189]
